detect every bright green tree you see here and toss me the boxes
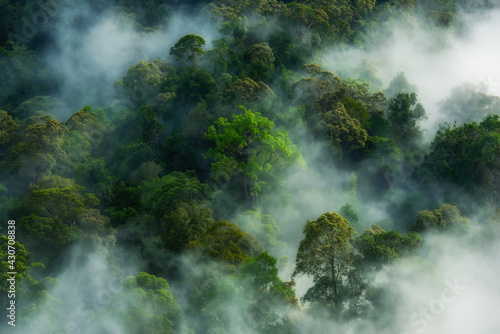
[205,106,300,203]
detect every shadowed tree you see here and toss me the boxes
[387,92,426,148]
[169,34,206,67]
[244,42,275,81]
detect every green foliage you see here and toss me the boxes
[293,212,365,319]
[339,204,359,227]
[5,119,68,182]
[355,225,422,269]
[139,105,165,151]
[223,77,276,105]
[422,115,500,205]
[205,106,300,202]
[1,2,497,331]
[174,67,219,103]
[387,92,426,148]
[12,96,68,120]
[0,42,54,110]
[170,34,206,67]
[410,203,470,233]
[244,42,275,81]
[320,102,368,160]
[116,60,169,106]
[111,141,155,180]
[115,272,180,334]
[188,220,264,265]
[162,202,214,253]
[0,109,19,160]
[0,236,28,290]
[140,171,211,219]
[239,252,298,332]
[234,210,283,250]
[384,72,417,99]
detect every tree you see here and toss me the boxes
[387,92,426,148]
[422,115,500,208]
[115,60,169,107]
[244,42,275,81]
[140,171,211,219]
[174,67,219,103]
[384,72,417,99]
[355,225,422,269]
[0,236,28,304]
[169,34,206,67]
[223,77,276,105]
[293,212,365,319]
[282,3,329,40]
[11,96,68,120]
[8,119,68,182]
[320,102,368,161]
[66,105,106,157]
[205,106,300,204]
[187,221,264,266]
[162,202,214,253]
[0,42,53,110]
[438,83,500,125]
[410,203,470,233]
[109,272,180,334]
[0,110,19,160]
[342,77,369,100]
[139,105,165,151]
[234,210,283,251]
[239,252,298,332]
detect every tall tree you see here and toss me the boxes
[387,92,426,148]
[293,212,365,319]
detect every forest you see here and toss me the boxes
[1,0,500,333]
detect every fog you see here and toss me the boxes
[321,8,500,139]
[4,0,500,333]
[43,2,219,114]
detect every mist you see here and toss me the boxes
[321,7,500,138]
[41,1,220,115]
[2,0,500,333]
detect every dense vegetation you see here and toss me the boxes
[1,0,499,333]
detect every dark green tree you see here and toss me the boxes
[169,34,206,67]
[387,92,426,148]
